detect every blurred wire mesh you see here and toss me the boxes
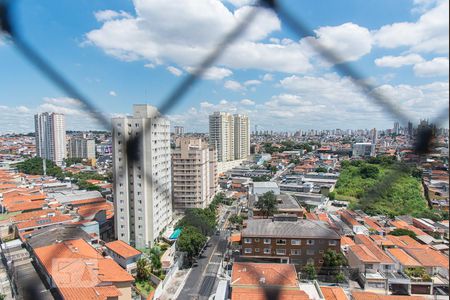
[0,0,448,299]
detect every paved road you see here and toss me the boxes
[177,211,230,300]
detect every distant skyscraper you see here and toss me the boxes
[407,121,414,137]
[393,122,400,135]
[172,137,217,211]
[34,112,66,166]
[233,114,250,160]
[371,128,377,144]
[174,125,185,136]
[209,112,234,162]
[112,104,172,249]
[68,138,95,159]
[209,112,250,162]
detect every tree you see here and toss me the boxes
[136,258,151,281]
[315,167,328,173]
[254,191,278,218]
[328,191,336,200]
[390,228,417,238]
[64,157,83,166]
[229,214,244,228]
[15,157,63,178]
[302,264,317,280]
[177,208,216,236]
[322,249,347,274]
[335,272,345,283]
[176,226,207,264]
[359,164,379,179]
[149,246,162,274]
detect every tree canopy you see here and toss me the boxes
[390,228,417,238]
[176,226,207,263]
[255,191,278,218]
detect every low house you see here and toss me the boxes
[104,240,142,275]
[34,239,134,300]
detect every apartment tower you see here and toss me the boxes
[68,138,95,159]
[172,137,218,211]
[112,104,172,249]
[34,112,66,166]
[209,112,250,162]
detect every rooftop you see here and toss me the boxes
[242,219,340,239]
[105,240,141,259]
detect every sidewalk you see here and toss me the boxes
[158,268,190,300]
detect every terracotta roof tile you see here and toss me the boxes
[321,287,348,300]
[105,240,141,259]
[386,248,422,267]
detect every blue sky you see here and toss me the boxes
[0,0,448,133]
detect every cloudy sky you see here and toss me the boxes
[0,0,448,133]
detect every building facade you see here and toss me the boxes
[209,112,250,162]
[68,138,95,159]
[352,143,375,158]
[172,137,217,210]
[112,104,172,249]
[34,112,66,166]
[174,126,185,136]
[240,216,341,269]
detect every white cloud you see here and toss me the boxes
[94,10,132,22]
[413,57,449,77]
[185,66,233,80]
[226,0,256,7]
[375,54,424,68]
[109,91,117,97]
[144,63,155,69]
[307,22,373,63]
[266,94,312,107]
[244,79,261,86]
[224,80,245,91]
[262,73,273,81]
[240,99,255,106]
[167,66,183,76]
[373,0,449,54]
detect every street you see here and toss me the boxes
[177,208,231,300]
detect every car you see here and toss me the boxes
[215,230,220,235]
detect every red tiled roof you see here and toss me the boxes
[352,291,424,300]
[232,263,298,287]
[386,248,421,267]
[321,287,348,300]
[105,240,141,259]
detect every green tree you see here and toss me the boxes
[177,208,216,236]
[359,164,379,179]
[315,167,328,173]
[302,264,317,280]
[64,157,83,166]
[254,191,278,218]
[149,246,162,274]
[328,191,336,200]
[322,249,347,274]
[390,228,417,238]
[335,272,346,283]
[136,258,151,281]
[176,226,207,264]
[16,157,63,178]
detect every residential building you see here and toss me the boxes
[172,137,217,210]
[240,215,341,269]
[209,111,235,162]
[104,240,142,275]
[174,125,184,136]
[230,262,310,300]
[112,104,172,249]
[68,137,95,159]
[233,114,250,160]
[34,239,134,300]
[209,111,250,162]
[34,112,66,165]
[352,143,375,158]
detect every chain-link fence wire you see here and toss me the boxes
[0,0,448,299]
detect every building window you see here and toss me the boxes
[329,240,337,246]
[254,238,260,242]
[307,249,315,255]
[276,249,286,255]
[244,248,252,254]
[307,239,315,245]
[264,248,271,254]
[255,248,260,253]
[319,250,324,254]
[264,239,271,244]
[291,249,301,256]
[276,239,286,245]
[244,238,252,244]
[291,239,301,245]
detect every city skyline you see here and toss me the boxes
[0,0,448,133]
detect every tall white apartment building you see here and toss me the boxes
[68,138,95,159]
[233,114,250,160]
[112,104,172,249]
[34,112,66,166]
[172,137,218,211]
[209,112,250,162]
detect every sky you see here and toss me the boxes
[0,0,448,133]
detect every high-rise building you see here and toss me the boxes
[209,112,250,162]
[34,112,66,166]
[172,137,217,211]
[174,125,185,136]
[68,138,95,159]
[233,114,250,160]
[352,143,375,158]
[209,112,234,162]
[112,104,172,249]
[370,128,377,144]
[393,122,400,135]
